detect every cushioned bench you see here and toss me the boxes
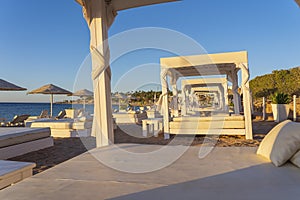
[113,112,147,124]
[170,115,246,135]
[1,146,300,199]
[0,160,35,190]
[0,128,51,148]
[26,119,92,138]
[0,128,53,159]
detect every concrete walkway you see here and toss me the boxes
[0,145,300,200]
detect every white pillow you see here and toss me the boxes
[257,120,300,167]
[290,150,300,168]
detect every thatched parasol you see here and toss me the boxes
[28,84,72,117]
[113,93,127,111]
[0,79,26,91]
[70,89,94,110]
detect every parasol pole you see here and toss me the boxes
[50,94,53,117]
[83,96,86,111]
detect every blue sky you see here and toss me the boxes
[0,0,299,102]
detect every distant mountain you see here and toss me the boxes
[250,66,300,99]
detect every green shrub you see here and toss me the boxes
[271,92,291,104]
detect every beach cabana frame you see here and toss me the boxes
[190,86,224,111]
[192,89,221,108]
[160,51,252,139]
[76,0,178,147]
[181,78,229,115]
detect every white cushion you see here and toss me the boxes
[290,150,300,168]
[257,120,300,167]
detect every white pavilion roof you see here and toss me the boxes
[161,51,248,77]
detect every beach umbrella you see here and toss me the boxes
[28,84,72,117]
[113,93,127,111]
[71,89,94,110]
[0,79,26,91]
[76,0,178,147]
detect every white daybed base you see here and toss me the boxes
[0,146,300,199]
[27,119,92,138]
[0,128,53,159]
[169,115,246,136]
[0,137,53,160]
[0,160,35,190]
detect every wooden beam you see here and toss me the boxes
[182,77,227,86]
[169,129,246,135]
[112,0,179,11]
[161,51,248,69]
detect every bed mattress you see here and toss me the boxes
[0,128,51,148]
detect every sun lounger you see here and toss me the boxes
[26,110,49,121]
[5,115,30,127]
[55,110,66,119]
[0,118,6,126]
[39,110,49,119]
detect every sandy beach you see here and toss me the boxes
[7,120,277,175]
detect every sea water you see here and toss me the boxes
[0,103,95,121]
[0,103,141,121]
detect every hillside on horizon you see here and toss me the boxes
[250,66,300,99]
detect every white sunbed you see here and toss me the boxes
[0,127,53,190]
[0,160,35,190]
[0,145,299,199]
[0,127,53,160]
[25,118,93,138]
[1,120,300,198]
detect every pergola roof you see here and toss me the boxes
[76,0,178,11]
[192,86,221,92]
[161,51,248,77]
[182,77,227,88]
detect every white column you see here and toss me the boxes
[170,73,179,117]
[186,86,191,113]
[219,85,225,111]
[262,97,266,121]
[223,81,229,112]
[239,63,253,140]
[250,90,254,114]
[231,70,241,114]
[142,120,148,137]
[294,95,297,122]
[181,86,186,116]
[81,1,115,147]
[216,90,221,109]
[161,69,170,139]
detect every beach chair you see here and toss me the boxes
[0,118,6,126]
[6,114,30,127]
[26,110,49,121]
[39,110,49,119]
[76,109,84,117]
[56,110,66,119]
